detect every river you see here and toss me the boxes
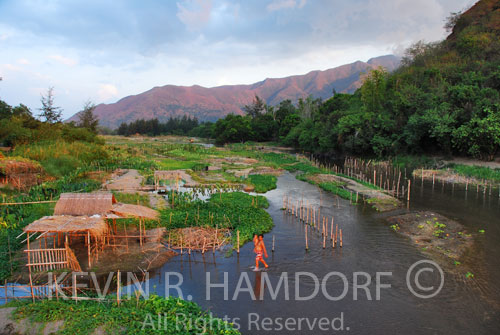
[141,172,500,334]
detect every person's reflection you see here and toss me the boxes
[254,271,264,300]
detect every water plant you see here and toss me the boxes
[244,174,277,193]
[159,191,273,247]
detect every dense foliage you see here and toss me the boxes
[210,2,500,160]
[117,116,200,136]
[0,98,101,147]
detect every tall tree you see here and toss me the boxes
[78,100,99,133]
[39,87,62,123]
[243,95,266,118]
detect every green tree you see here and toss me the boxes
[361,67,388,114]
[38,87,62,123]
[243,95,266,118]
[12,104,32,117]
[453,106,500,160]
[0,99,12,120]
[77,100,99,134]
[214,114,252,144]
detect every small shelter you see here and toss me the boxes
[23,192,159,273]
[54,192,116,216]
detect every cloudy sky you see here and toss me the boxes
[0,0,473,119]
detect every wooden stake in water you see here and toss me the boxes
[272,235,275,252]
[335,224,338,243]
[236,230,240,254]
[305,226,309,251]
[117,270,121,306]
[340,229,343,248]
[407,179,411,202]
[330,217,334,240]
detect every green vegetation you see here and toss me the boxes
[113,192,151,207]
[245,174,277,193]
[317,182,356,202]
[12,141,109,177]
[160,191,273,247]
[448,164,500,182]
[117,116,203,137]
[207,3,500,161]
[9,295,239,334]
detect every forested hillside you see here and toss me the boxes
[212,0,500,160]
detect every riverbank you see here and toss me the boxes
[0,295,240,335]
[303,173,400,212]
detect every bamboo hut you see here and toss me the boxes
[24,216,109,272]
[54,192,116,216]
[22,192,159,274]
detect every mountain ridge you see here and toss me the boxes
[68,55,400,128]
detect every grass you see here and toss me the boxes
[112,192,151,207]
[447,164,500,182]
[160,191,273,247]
[8,295,240,334]
[391,155,436,169]
[11,141,110,177]
[318,182,358,202]
[245,174,277,193]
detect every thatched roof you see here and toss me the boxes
[24,216,108,237]
[54,192,116,216]
[110,203,159,220]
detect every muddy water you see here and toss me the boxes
[141,172,500,334]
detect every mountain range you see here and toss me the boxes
[68,55,400,129]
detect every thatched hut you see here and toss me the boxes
[54,192,116,216]
[0,157,43,190]
[23,192,159,273]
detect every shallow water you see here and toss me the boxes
[142,172,500,334]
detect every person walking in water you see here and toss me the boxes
[254,234,269,270]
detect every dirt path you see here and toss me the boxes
[103,169,144,192]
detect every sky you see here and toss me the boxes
[0,0,473,119]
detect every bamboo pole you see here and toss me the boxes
[0,200,57,206]
[87,231,91,268]
[305,225,308,251]
[27,233,35,303]
[340,229,343,247]
[272,235,275,252]
[323,228,326,249]
[407,179,411,202]
[117,270,121,306]
[330,217,334,240]
[236,230,240,254]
